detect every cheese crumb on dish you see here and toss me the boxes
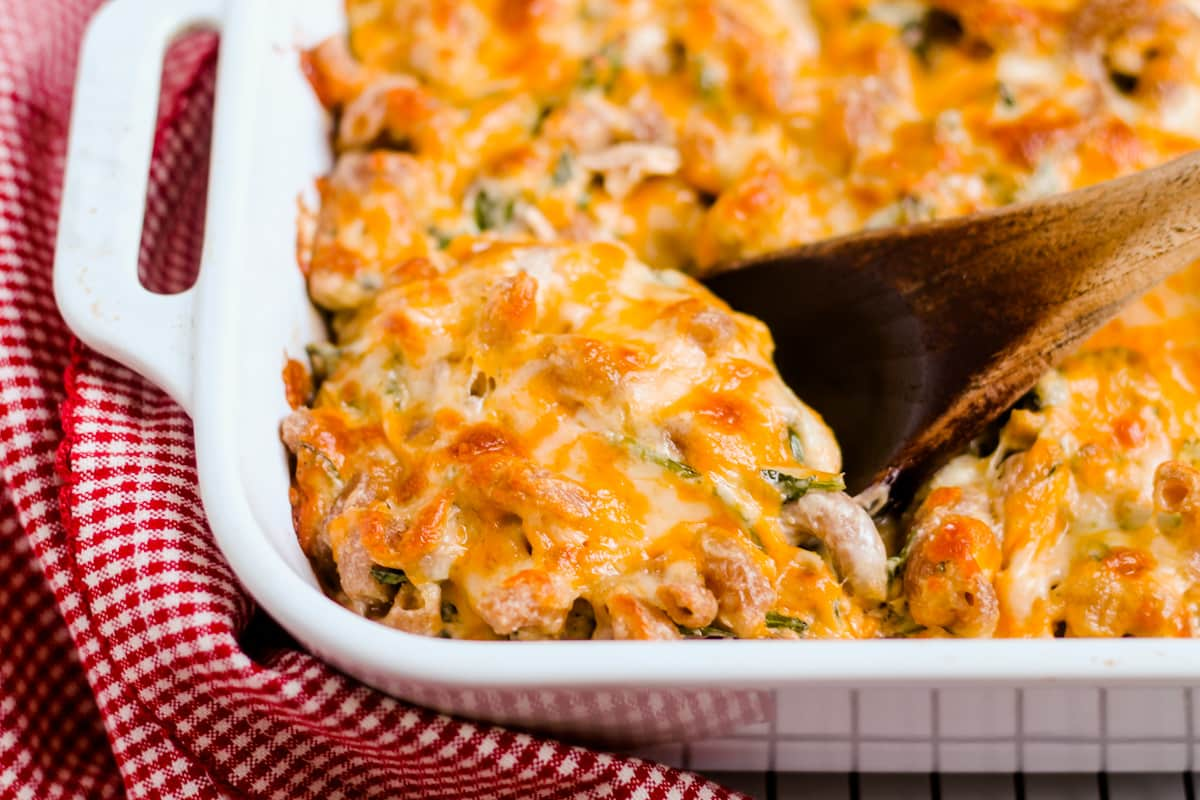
[291,0,1200,639]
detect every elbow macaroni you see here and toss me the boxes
[289,0,1200,639]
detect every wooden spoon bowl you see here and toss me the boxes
[705,151,1200,502]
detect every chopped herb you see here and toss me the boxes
[576,190,593,210]
[601,44,624,81]
[765,612,809,635]
[473,189,515,231]
[902,8,964,65]
[883,603,927,636]
[788,427,805,464]
[1117,498,1151,531]
[426,226,453,249]
[997,82,1016,108]
[865,194,933,228]
[661,458,700,479]
[356,272,382,292]
[382,353,407,410]
[983,171,1017,205]
[370,565,409,586]
[744,528,765,550]
[578,60,597,89]
[611,434,700,479]
[706,479,766,551]
[298,443,341,481]
[887,528,924,580]
[578,1,602,21]
[1158,512,1184,532]
[305,342,341,383]
[678,624,737,639]
[551,151,574,186]
[578,43,623,91]
[761,469,845,503]
[440,601,459,624]
[532,104,555,134]
[899,194,934,223]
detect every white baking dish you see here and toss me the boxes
[53,0,1200,755]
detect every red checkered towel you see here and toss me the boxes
[0,2,747,797]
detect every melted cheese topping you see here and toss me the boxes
[901,273,1200,638]
[292,0,1200,639]
[285,239,884,639]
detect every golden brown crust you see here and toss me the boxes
[286,240,863,639]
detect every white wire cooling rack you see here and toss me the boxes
[631,686,1200,777]
[689,771,1196,800]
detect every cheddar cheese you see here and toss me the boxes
[289,0,1200,639]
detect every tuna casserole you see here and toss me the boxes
[285,0,1200,640]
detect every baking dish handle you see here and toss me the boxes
[53,0,226,413]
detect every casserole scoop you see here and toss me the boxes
[705,151,1200,502]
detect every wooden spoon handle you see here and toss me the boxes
[887,150,1200,486]
[950,149,1200,336]
[847,149,1200,356]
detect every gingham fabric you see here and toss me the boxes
[0,2,749,797]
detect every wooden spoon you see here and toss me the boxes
[704,151,1200,503]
